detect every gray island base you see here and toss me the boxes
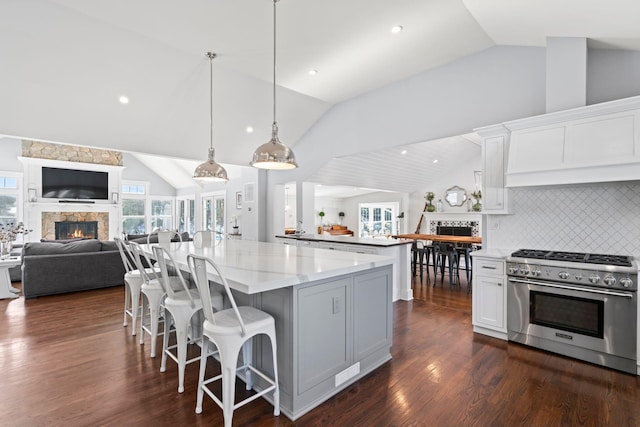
[242,265,393,420]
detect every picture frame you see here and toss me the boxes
[236,191,243,209]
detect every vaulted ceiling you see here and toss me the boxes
[2,1,640,191]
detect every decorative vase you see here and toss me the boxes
[472,202,482,212]
[0,240,11,258]
[426,204,436,213]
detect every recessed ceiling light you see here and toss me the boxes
[246,126,254,133]
[433,159,438,164]
[401,150,407,155]
[308,69,318,76]
[118,95,129,104]
[391,25,403,34]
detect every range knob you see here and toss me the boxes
[558,271,570,280]
[575,274,583,281]
[531,269,542,277]
[508,266,519,275]
[603,275,616,287]
[620,278,634,288]
[589,275,600,284]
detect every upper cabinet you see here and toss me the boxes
[475,124,511,214]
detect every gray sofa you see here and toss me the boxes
[21,239,126,299]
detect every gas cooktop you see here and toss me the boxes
[510,249,633,267]
[508,249,637,290]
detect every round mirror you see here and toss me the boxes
[445,185,468,207]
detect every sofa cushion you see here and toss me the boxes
[23,239,102,255]
[40,238,91,244]
[128,232,191,244]
[100,241,118,252]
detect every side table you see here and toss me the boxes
[0,256,21,299]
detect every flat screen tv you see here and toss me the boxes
[42,167,109,200]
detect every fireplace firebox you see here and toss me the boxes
[55,221,98,240]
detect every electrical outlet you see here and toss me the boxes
[332,296,340,314]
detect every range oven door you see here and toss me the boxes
[507,278,637,363]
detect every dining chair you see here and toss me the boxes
[415,240,433,283]
[153,245,223,393]
[433,242,460,288]
[193,230,214,248]
[147,229,183,245]
[188,254,280,427]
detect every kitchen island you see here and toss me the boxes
[275,234,412,301]
[143,239,394,420]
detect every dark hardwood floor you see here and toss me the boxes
[2,270,640,426]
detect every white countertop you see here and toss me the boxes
[143,240,394,294]
[275,234,412,247]
[470,248,512,259]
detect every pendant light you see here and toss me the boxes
[250,0,298,170]
[193,52,228,182]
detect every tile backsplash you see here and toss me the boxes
[487,181,640,257]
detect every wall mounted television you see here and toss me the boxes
[42,167,109,200]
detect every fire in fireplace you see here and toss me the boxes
[55,221,98,240]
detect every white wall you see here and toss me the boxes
[0,138,23,171]
[587,49,640,104]
[121,153,176,196]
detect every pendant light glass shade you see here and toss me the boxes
[250,0,298,170]
[194,52,228,182]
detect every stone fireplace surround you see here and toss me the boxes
[43,212,109,241]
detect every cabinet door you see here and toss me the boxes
[353,269,391,361]
[483,136,507,212]
[296,278,351,394]
[473,274,506,331]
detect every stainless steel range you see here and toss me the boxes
[506,249,638,374]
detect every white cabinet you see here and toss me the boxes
[472,255,507,340]
[475,125,510,214]
[483,136,509,212]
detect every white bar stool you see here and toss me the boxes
[115,237,159,336]
[129,241,166,357]
[153,245,223,393]
[188,254,280,427]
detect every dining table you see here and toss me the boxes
[391,233,482,245]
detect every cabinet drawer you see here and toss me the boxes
[474,258,504,275]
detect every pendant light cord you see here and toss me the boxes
[209,52,214,152]
[272,0,278,130]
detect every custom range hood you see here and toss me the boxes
[503,95,640,187]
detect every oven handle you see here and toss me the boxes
[508,278,635,299]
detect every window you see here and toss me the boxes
[0,173,21,228]
[121,181,148,235]
[122,183,146,195]
[359,202,398,238]
[202,194,225,237]
[151,199,173,230]
[177,198,195,236]
[122,199,146,235]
